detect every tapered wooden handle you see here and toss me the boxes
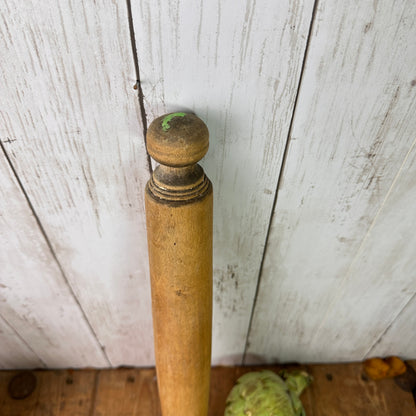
[145,113,212,416]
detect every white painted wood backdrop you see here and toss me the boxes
[0,0,415,368]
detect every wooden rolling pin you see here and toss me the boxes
[145,112,212,416]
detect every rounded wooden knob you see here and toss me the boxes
[147,113,209,167]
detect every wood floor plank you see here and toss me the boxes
[93,368,160,416]
[304,363,416,416]
[0,370,95,416]
[0,364,414,415]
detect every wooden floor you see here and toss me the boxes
[0,363,415,415]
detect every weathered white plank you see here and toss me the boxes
[0,153,107,368]
[369,294,416,359]
[248,0,416,363]
[131,0,315,364]
[304,137,416,361]
[360,140,416,360]
[0,315,43,369]
[0,0,153,366]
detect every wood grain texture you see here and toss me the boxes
[369,294,416,359]
[1,364,415,415]
[0,369,96,416]
[0,0,153,366]
[94,369,161,416]
[0,315,42,370]
[371,296,416,360]
[302,363,416,415]
[338,139,416,360]
[145,114,213,416]
[0,155,106,368]
[131,0,315,364]
[247,0,416,363]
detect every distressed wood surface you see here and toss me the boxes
[335,139,416,361]
[370,294,416,359]
[302,362,416,415]
[93,369,161,416]
[1,0,415,368]
[131,0,315,364]
[0,315,42,370]
[0,155,106,368]
[1,364,415,415]
[248,0,416,363]
[0,1,152,366]
[0,369,96,416]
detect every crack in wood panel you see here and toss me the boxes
[0,141,110,366]
[0,151,108,368]
[125,0,152,175]
[0,313,44,369]
[243,0,320,364]
[368,292,416,359]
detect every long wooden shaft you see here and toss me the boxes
[145,113,212,416]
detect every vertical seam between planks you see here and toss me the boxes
[362,292,416,359]
[242,0,320,364]
[125,0,153,175]
[0,313,47,368]
[88,370,101,416]
[0,142,111,367]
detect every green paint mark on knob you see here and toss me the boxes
[162,112,186,131]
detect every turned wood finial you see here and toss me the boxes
[146,113,211,203]
[147,112,209,167]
